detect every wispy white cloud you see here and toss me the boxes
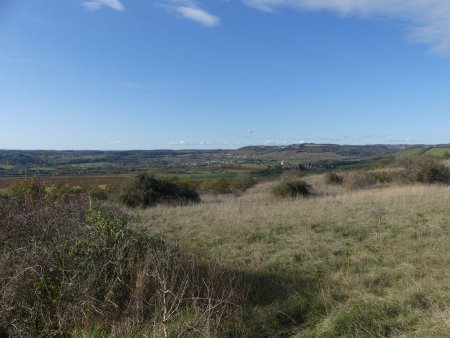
[242,0,450,54]
[101,139,123,145]
[162,1,220,27]
[83,0,124,11]
[173,5,220,26]
[169,140,189,145]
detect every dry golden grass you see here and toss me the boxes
[136,177,450,336]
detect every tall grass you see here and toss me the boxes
[3,160,450,336]
[139,175,450,336]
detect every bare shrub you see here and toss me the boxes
[325,172,343,185]
[0,181,241,337]
[273,180,311,198]
[229,176,256,194]
[344,170,393,190]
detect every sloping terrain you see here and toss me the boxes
[138,177,450,336]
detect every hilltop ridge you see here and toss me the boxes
[0,143,448,177]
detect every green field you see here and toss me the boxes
[424,147,450,157]
[397,146,450,159]
[396,147,428,159]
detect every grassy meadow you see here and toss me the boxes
[424,147,450,157]
[1,158,450,337]
[135,172,450,336]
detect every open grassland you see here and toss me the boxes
[397,146,450,159]
[396,147,430,159]
[424,147,450,157]
[2,159,450,337]
[137,179,450,336]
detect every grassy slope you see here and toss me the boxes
[397,146,450,159]
[424,147,450,157]
[396,147,427,159]
[137,178,450,336]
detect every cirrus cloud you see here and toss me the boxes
[173,5,220,27]
[160,1,220,27]
[82,0,124,11]
[242,0,450,54]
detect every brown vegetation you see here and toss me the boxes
[2,158,450,336]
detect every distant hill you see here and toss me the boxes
[233,143,405,162]
[0,143,446,177]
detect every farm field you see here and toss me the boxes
[397,146,450,159]
[424,147,450,157]
[395,147,428,159]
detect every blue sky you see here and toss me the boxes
[1,0,450,150]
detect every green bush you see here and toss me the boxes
[9,178,45,205]
[230,175,256,193]
[325,172,343,185]
[120,173,200,208]
[400,157,450,184]
[273,180,311,198]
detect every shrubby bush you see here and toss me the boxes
[0,180,242,337]
[325,172,343,185]
[344,171,393,189]
[229,175,256,193]
[9,177,46,205]
[200,178,232,195]
[200,176,256,195]
[344,171,377,189]
[273,179,311,198]
[343,157,450,189]
[46,183,110,202]
[400,157,450,184]
[120,173,200,208]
